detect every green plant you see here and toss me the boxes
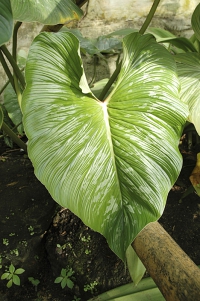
[9,232,15,236]
[2,238,9,246]
[54,267,75,289]
[10,248,19,256]
[85,249,91,255]
[28,277,40,291]
[21,0,190,281]
[1,0,200,297]
[80,235,91,243]
[28,225,35,236]
[0,0,84,150]
[84,281,98,293]
[1,263,25,288]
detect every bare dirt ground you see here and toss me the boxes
[0,137,200,301]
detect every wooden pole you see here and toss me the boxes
[132,221,200,301]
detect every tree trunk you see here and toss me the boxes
[132,221,200,301]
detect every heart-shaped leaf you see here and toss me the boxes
[11,0,83,24]
[175,53,200,135]
[0,0,13,46]
[22,32,188,260]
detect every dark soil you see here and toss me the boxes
[0,136,200,301]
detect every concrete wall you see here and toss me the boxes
[0,1,199,92]
[79,0,199,38]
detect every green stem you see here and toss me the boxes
[98,0,161,101]
[139,0,160,34]
[12,22,23,107]
[1,121,27,152]
[0,45,25,90]
[12,22,22,61]
[99,61,122,101]
[0,50,15,91]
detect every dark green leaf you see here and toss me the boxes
[192,3,200,42]
[67,278,74,289]
[15,268,25,275]
[0,0,13,46]
[54,277,63,284]
[7,279,13,288]
[61,278,67,289]
[9,264,15,274]
[12,274,20,286]
[11,0,83,24]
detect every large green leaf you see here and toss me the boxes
[147,28,197,53]
[22,32,188,260]
[0,0,13,46]
[3,84,24,135]
[175,53,200,135]
[11,0,83,24]
[192,3,200,42]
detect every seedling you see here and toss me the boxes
[1,263,25,288]
[10,249,19,256]
[54,267,75,289]
[9,233,15,237]
[20,240,28,247]
[28,277,40,291]
[2,238,9,246]
[28,225,35,235]
[80,235,91,243]
[84,281,98,293]
[85,249,91,255]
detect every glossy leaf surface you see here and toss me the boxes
[0,0,13,46]
[11,0,83,24]
[176,53,200,135]
[192,3,200,42]
[22,32,187,260]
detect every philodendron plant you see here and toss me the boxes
[0,0,83,150]
[22,29,188,267]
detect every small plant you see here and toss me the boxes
[28,277,40,291]
[80,235,91,243]
[20,240,28,247]
[2,238,9,246]
[85,249,91,255]
[54,267,75,289]
[10,249,19,256]
[28,225,35,235]
[84,280,98,293]
[1,263,25,288]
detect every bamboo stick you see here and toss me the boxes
[132,221,200,301]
